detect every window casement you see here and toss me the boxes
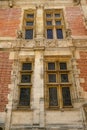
[18,62,33,107]
[45,61,72,109]
[23,10,35,39]
[45,9,65,39]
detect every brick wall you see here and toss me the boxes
[77,51,87,91]
[0,8,21,37]
[66,7,87,36]
[0,51,13,112]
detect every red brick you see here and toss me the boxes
[0,51,13,112]
[0,8,21,37]
[66,7,87,36]
[77,51,87,92]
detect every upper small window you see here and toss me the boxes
[45,9,65,39]
[23,10,35,39]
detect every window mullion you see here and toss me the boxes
[58,85,63,109]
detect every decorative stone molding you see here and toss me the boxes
[44,39,57,47]
[17,30,23,39]
[85,18,87,28]
[44,39,73,48]
[66,29,72,39]
[83,103,87,121]
[8,0,14,8]
[36,4,44,9]
[73,0,81,5]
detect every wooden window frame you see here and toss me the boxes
[23,10,35,39]
[45,58,72,109]
[45,9,65,39]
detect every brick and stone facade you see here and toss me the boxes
[0,0,87,130]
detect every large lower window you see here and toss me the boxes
[19,62,33,107]
[45,60,72,109]
[45,9,65,39]
[23,10,35,39]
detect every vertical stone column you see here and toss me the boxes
[36,4,44,38]
[70,47,83,101]
[33,48,44,127]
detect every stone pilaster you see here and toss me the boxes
[36,4,44,38]
[33,48,44,127]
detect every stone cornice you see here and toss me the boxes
[0,0,76,8]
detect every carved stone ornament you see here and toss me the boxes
[83,103,87,121]
[73,0,81,5]
[66,29,72,39]
[85,18,87,26]
[8,0,14,8]
[45,40,58,47]
[17,30,23,39]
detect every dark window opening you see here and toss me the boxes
[21,74,31,83]
[25,29,33,39]
[60,62,67,70]
[19,88,30,106]
[62,87,72,106]
[48,62,55,70]
[47,29,53,39]
[56,29,63,39]
[49,87,58,106]
[48,74,56,82]
[61,74,68,82]
[22,63,32,70]
[27,14,34,18]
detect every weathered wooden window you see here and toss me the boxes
[45,60,72,109]
[45,9,65,39]
[19,62,32,107]
[23,10,35,39]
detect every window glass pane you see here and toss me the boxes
[47,21,52,25]
[48,62,55,70]
[55,13,60,17]
[25,29,33,39]
[49,87,58,106]
[26,21,33,26]
[19,88,30,106]
[48,74,56,82]
[47,29,53,39]
[62,87,71,106]
[60,62,67,70]
[56,21,61,25]
[46,14,51,18]
[27,14,34,18]
[56,29,63,39]
[21,74,31,83]
[61,74,68,82]
[22,63,32,70]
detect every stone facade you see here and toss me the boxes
[0,0,87,130]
